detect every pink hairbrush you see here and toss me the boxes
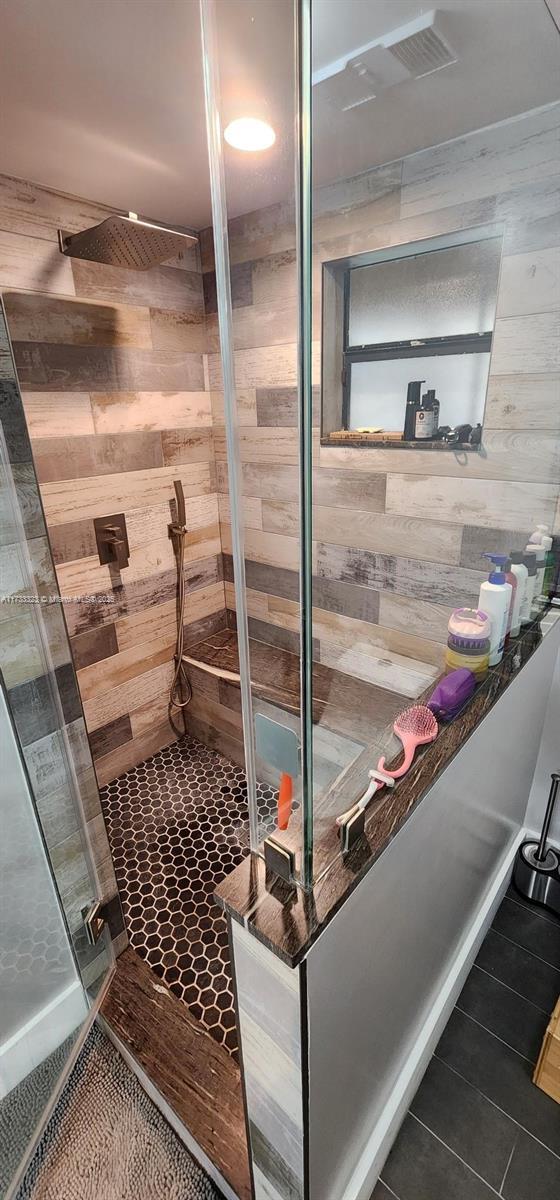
[377,704,438,779]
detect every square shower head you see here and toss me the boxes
[58,213,198,270]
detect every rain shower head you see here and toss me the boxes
[58,212,198,270]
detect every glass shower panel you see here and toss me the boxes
[201,0,308,877]
[307,0,560,879]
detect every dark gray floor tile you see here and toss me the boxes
[456,965,549,1062]
[475,928,560,1015]
[502,1128,560,1200]
[370,1182,398,1199]
[435,1009,560,1157]
[506,884,560,927]
[493,898,560,969]
[380,1114,497,1200]
[410,1057,517,1190]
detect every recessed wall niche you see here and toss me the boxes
[321,225,503,450]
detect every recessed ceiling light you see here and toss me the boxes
[224,117,276,152]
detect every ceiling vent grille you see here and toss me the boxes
[388,22,457,79]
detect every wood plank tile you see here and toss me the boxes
[71,258,204,314]
[0,173,113,241]
[160,427,214,466]
[125,494,219,548]
[3,292,152,347]
[251,249,297,307]
[460,524,531,569]
[54,553,113,599]
[115,582,225,650]
[90,390,212,433]
[317,541,484,606]
[240,461,298,501]
[483,374,560,430]
[207,300,306,353]
[210,388,257,428]
[100,950,251,1200]
[47,517,97,565]
[71,623,119,671]
[78,634,175,701]
[13,341,205,392]
[0,229,75,295]
[497,247,560,319]
[379,593,452,644]
[224,525,303,572]
[40,463,214,525]
[149,307,206,353]
[314,506,462,564]
[22,391,95,438]
[218,493,263,530]
[319,636,438,697]
[401,103,560,218]
[319,430,560,482]
[261,499,299,536]
[202,260,253,313]
[83,658,174,731]
[256,386,320,428]
[385,473,558,531]
[312,575,380,625]
[94,721,177,786]
[33,430,164,482]
[491,312,560,375]
[88,714,133,761]
[63,558,221,638]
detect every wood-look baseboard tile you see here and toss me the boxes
[94,721,177,787]
[88,713,133,761]
[483,374,560,430]
[0,229,76,295]
[49,517,97,564]
[22,392,95,438]
[71,258,204,315]
[160,427,214,466]
[41,463,214,525]
[3,291,153,347]
[33,430,164,483]
[71,623,119,671]
[13,341,205,393]
[90,390,212,434]
[385,472,558,531]
[149,306,207,353]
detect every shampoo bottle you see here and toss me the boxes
[521,552,537,622]
[526,541,546,603]
[479,554,512,666]
[508,552,528,637]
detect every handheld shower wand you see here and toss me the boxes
[169,479,192,734]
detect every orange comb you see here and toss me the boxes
[277,772,293,830]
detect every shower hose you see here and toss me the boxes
[169,481,192,734]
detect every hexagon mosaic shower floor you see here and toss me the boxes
[99,735,277,1058]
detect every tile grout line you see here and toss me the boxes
[487,925,560,975]
[472,961,553,1015]
[408,1113,502,1196]
[454,1004,537,1065]
[432,1052,560,1165]
[505,890,560,932]
[499,1136,518,1197]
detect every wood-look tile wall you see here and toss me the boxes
[0,173,227,789]
[205,103,560,701]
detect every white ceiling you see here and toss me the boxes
[0,0,558,230]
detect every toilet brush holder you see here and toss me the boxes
[513,772,560,917]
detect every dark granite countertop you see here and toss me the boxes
[214,608,560,968]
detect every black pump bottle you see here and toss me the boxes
[404,380,425,440]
